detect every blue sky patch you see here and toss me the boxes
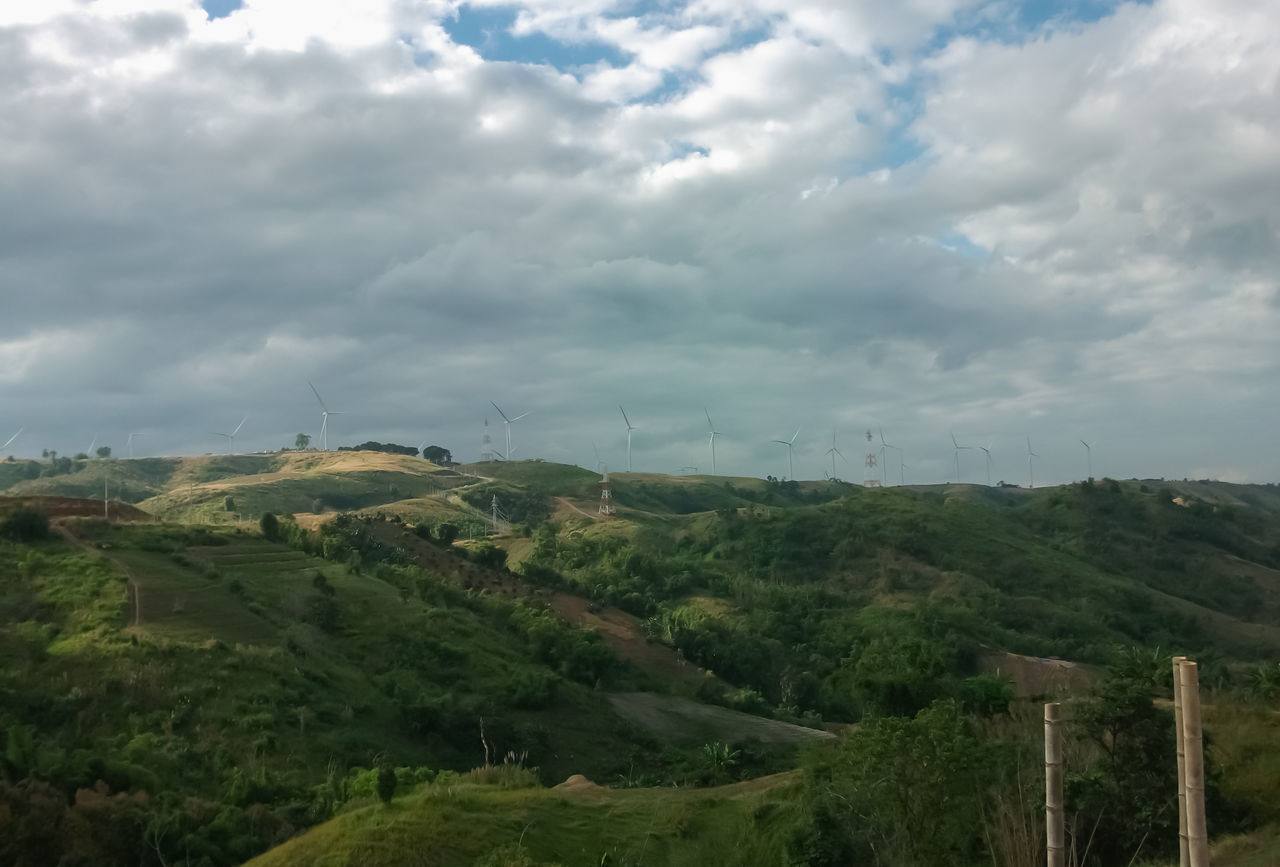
[445,4,626,69]
[201,0,242,20]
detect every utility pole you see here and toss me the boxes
[1174,656,1190,867]
[1045,702,1064,867]
[1181,660,1209,867]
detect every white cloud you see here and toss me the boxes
[0,0,1276,484]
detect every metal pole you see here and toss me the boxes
[1174,656,1190,867]
[1045,701,1064,867]
[1181,661,1210,867]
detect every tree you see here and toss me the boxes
[260,512,280,541]
[792,701,995,865]
[295,433,311,450]
[376,763,396,805]
[422,445,452,464]
[96,446,111,458]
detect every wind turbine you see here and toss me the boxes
[1080,439,1094,480]
[1,427,22,451]
[309,382,344,451]
[771,426,801,480]
[824,428,846,479]
[490,401,529,464]
[127,432,143,459]
[950,432,972,482]
[705,408,720,475]
[878,427,899,486]
[619,405,636,472]
[1027,436,1038,489]
[87,433,98,457]
[899,461,909,486]
[211,416,248,454]
[592,442,604,473]
[978,443,993,485]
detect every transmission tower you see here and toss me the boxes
[481,418,495,462]
[863,429,881,487]
[599,465,616,517]
[490,494,509,535]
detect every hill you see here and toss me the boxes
[246,772,802,867]
[0,514,701,865]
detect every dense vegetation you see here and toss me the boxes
[0,514,674,865]
[3,461,1280,865]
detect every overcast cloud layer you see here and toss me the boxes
[1,0,1277,485]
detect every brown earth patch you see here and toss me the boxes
[0,495,151,521]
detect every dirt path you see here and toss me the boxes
[606,692,835,745]
[554,497,600,521]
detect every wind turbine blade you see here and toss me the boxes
[3,427,23,449]
[327,411,345,415]
[232,416,247,437]
[790,426,801,444]
[308,381,329,412]
[772,440,790,446]
[510,411,530,422]
[490,401,510,423]
[619,405,633,429]
[951,431,958,448]
[704,408,715,429]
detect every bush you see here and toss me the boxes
[376,763,397,805]
[259,513,281,542]
[0,507,51,543]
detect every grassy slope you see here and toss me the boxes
[0,520,675,864]
[248,775,800,867]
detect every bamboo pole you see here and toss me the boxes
[1045,701,1064,867]
[1181,660,1210,867]
[1174,656,1190,867]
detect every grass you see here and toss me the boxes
[247,774,802,867]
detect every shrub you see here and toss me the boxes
[376,763,396,805]
[259,513,281,542]
[0,507,50,543]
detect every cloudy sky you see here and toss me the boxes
[1,0,1277,485]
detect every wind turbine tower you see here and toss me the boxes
[619,406,636,472]
[1027,436,1038,489]
[1080,439,1094,481]
[824,428,845,479]
[490,401,530,462]
[705,409,720,475]
[863,430,881,487]
[771,426,800,480]
[878,427,899,486]
[951,432,972,483]
[599,465,616,517]
[309,382,343,451]
[212,416,248,455]
[979,443,993,486]
[127,432,143,459]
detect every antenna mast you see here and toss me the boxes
[599,465,615,517]
[863,430,880,487]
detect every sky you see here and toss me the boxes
[1,0,1278,486]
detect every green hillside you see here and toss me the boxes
[0,515,685,865]
[4,460,1280,866]
[247,773,801,867]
